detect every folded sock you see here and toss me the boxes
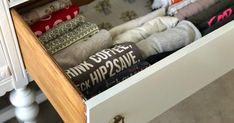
[174,0,219,20]
[22,0,72,25]
[145,50,177,64]
[31,4,80,37]
[167,0,198,16]
[187,0,234,27]
[53,30,113,69]
[84,61,150,99]
[65,42,142,98]
[202,14,234,36]
[114,16,179,44]
[136,20,201,59]
[152,0,182,10]
[109,7,166,38]
[41,21,99,54]
[39,15,86,43]
[197,5,234,31]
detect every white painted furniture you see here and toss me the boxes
[0,0,39,122]
[7,0,234,122]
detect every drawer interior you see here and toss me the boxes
[10,0,234,123]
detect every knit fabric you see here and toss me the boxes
[202,14,234,36]
[167,0,200,15]
[65,42,142,99]
[187,0,234,27]
[53,30,113,69]
[197,5,234,31]
[174,0,219,20]
[85,61,150,99]
[114,16,179,44]
[136,20,201,59]
[109,7,166,38]
[80,0,153,30]
[152,0,182,10]
[22,0,72,25]
[42,21,99,54]
[39,15,86,43]
[31,4,80,37]
[145,50,177,64]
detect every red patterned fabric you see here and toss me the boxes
[31,5,80,37]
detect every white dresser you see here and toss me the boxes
[0,0,39,122]
[2,0,234,123]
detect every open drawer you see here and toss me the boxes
[11,7,234,123]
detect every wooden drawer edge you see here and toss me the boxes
[10,9,86,123]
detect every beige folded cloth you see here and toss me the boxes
[109,7,166,39]
[136,20,201,59]
[53,30,113,69]
[114,16,179,44]
[22,0,72,25]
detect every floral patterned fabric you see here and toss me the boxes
[80,0,153,30]
[39,15,86,43]
[42,21,99,54]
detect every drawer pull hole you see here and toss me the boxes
[113,115,125,123]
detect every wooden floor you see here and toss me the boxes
[4,69,234,123]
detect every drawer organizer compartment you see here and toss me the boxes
[10,0,234,122]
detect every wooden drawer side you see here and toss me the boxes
[10,9,86,123]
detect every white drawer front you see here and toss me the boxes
[86,21,234,123]
[0,29,11,81]
[0,36,7,67]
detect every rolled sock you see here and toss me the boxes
[109,7,166,38]
[145,50,177,64]
[85,61,150,99]
[202,14,234,36]
[152,0,182,10]
[187,0,234,27]
[136,20,201,59]
[198,6,234,31]
[22,0,72,25]
[31,4,80,37]
[167,0,200,16]
[65,42,142,98]
[175,0,219,20]
[39,15,86,43]
[42,21,99,54]
[53,30,113,69]
[114,16,179,44]
[152,0,169,10]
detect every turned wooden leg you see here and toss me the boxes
[9,86,39,123]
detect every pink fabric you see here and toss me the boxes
[31,4,80,37]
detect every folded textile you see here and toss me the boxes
[65,42,142,98]
[152,0,182,10]
[167,0,198,15]
[202,14,234,36]
[80,0,154,30]
[109,7,166,38]
[136,20,201,59]
[42,21,99,54]
[174,0,220,20]
[22,0,72,25]
[114,16,179,44]
[84,61,150,99]
[53,30,113,69]
[39,15,86,43]
[31,4,80,37]
[187,0,234,27]
[145,51,177,64]
[197,5,234,31]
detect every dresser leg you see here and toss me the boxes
[9,86,39,123]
